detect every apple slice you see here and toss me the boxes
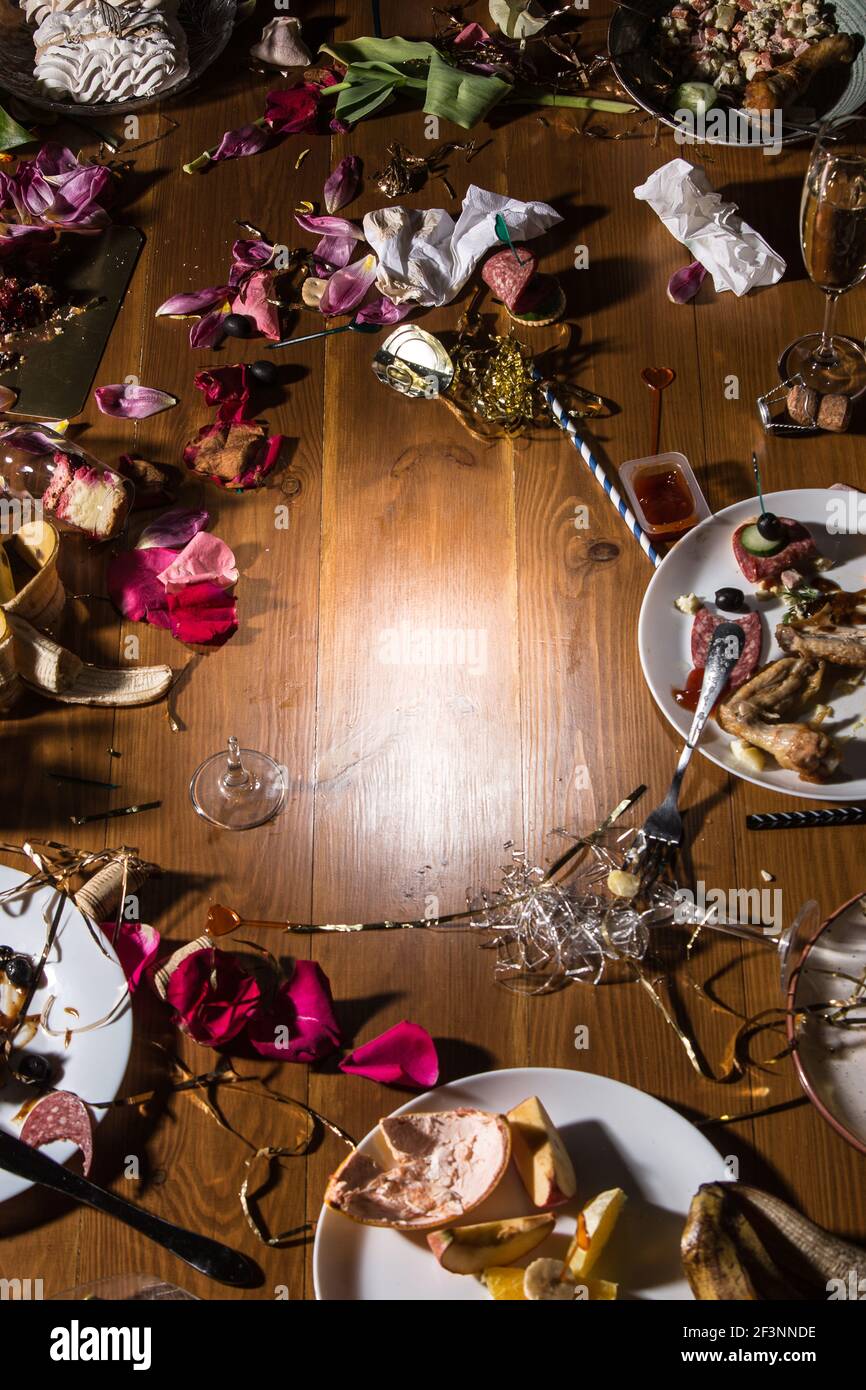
[428,1212,554,1274]
[506,1096,577,1208]
[565,1187,626,1278]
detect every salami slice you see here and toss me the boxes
[691,608,762,690]
[481,246,538,312]
[732,518,818,585]
[20,1090,93,1176]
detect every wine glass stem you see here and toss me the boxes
[816,291,840,365]
[222,736,250,790]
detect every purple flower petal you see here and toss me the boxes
[94,384,177,419]
[136,506,210,551]
[323,155,362,214]
[189,309,227,349]
[667,260,707,305]
[353,293,413,326]
[156,286,229,318]
[230,238,275,277]
[107,547,176,626]
[320,253,378,317]
[295,213,364,241]
[212,123,270,164]
[313,234,356,276]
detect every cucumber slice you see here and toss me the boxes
[739,522,785,557]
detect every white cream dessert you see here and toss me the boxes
[20,0,171,27]
[33,1,188,103]
[325,1108,512,1229]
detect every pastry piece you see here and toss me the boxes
[42,453,128,538]
[250,16,311,69]
[0,271,55,367]
[34,3,189,104]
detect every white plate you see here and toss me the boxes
[788,892,866,1156]
[313,1066,727,1300]
[0,865,132,1202]
[638,489,866,801]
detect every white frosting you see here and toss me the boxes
[33,3,188,102]
[21,0,172,28]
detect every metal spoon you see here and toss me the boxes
[640,365,676,456]
[0,1128,259,1287]
[268,318,383,350]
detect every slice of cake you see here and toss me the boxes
[42,452,128,539]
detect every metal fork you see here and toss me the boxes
[627,623,747,882]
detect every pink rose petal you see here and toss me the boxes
[106,546,176,626]
[248,960,342,1063]
[339,1020,439,1089]
[99,920,161,993]
[157,531,238,592]
[163,946,261,1047]
[232,269,280,340]
[264,86,320,134]
[94,384,177,419]
[167,583,238,646]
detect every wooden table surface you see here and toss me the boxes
[2,0,865,1301]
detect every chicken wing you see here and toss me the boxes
[718,656,839,780]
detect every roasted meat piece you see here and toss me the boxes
[777,592,866,668]
[718,656,839,780]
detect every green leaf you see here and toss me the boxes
[321,35,438,73]
[0,105,35,154]
[334,76,398,125]
[423,51,511,130]
[508,87,637,113]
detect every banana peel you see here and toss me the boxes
[682,1182,866,1300]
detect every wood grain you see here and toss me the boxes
[1,0,864,1301]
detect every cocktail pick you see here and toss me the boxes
[640,365,675,456]
[267,317,382,349]
[494,213,527,266]
[752,452,767,512]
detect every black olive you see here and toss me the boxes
[222,314,251,338]
[248,359,278,386]
[4,954,34,988]
[757,512,783,540]
[715,587,745,613]
[15,1052,51,1085]
[0,944,12,961]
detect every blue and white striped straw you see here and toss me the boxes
[543,382,661,568]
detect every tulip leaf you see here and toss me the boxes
[423,51,511,129]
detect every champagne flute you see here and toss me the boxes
[189,736,286,830]
[781,115,866,396]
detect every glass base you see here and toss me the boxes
[189,748,286,830]
[779,333,866,396]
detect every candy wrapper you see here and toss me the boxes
[634,159,785,297]
[363,183,562,307]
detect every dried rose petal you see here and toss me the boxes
[94,384,177,420]
[320,253,378,317]
[339,1020,439,1089]
[667,260,707,305]
[324,155,362,214]
[248,960,342,1063]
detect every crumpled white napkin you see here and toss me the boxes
[362,183,562,307]
[634,158,786,296]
